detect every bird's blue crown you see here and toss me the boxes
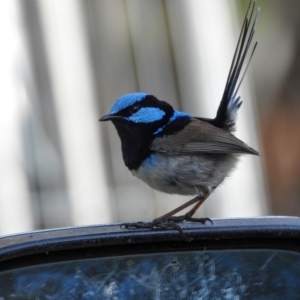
[110,93,149,114]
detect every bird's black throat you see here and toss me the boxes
[112,120,155,170]
[112,116,191,170]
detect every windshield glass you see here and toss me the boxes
[0,249,299,299]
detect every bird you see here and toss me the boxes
[99,0,259,232]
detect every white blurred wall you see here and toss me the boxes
[0,0,270,234]
[0,1,34,234]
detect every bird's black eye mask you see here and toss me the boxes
[114,95,174,122]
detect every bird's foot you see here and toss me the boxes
[166,215,213,225]
[121,215,212,235]
[121,219,184,234]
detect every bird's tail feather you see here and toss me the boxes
[213,0,259,132]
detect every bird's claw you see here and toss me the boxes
[166,215,213,225]
[121,221,156,230]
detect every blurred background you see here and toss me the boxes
[0,0,299,235]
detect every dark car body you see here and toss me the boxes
[0,217,299,299]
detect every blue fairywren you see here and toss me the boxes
[100,1,259,231]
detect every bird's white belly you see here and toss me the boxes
[131,153,238,196]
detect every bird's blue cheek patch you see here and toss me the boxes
[126,107,165,124]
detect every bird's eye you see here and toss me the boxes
[131,105,139,114]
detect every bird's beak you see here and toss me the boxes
[99,114,123,121]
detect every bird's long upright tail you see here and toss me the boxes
[200,0,259,133]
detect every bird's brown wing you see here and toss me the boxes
[150,118,258,155]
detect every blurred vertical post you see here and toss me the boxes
[0,1,34,234]
[37,0,112,225]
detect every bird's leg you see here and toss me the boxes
[155,190,214,225]
[155,195,203,219]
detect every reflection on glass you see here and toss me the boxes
[0,249,299,299]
